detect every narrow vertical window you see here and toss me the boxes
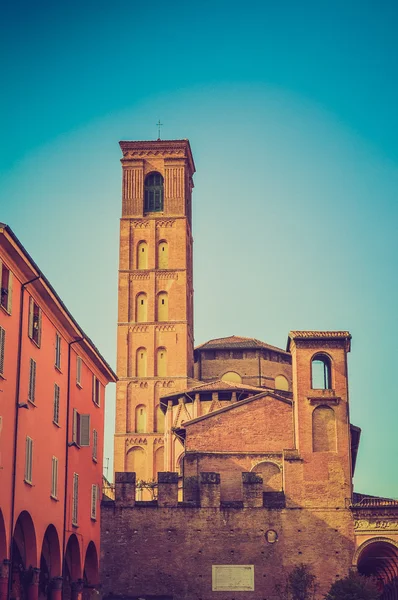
[51,456,58,498]
[137,241,148,269]
[92,429,98,462]
[311,354,332,390]
[91,484,98,520]
[157,292,168,322]
[76,356,82,386]
[28,358,36,404]
[0,326,5,376]
[28,297,42,346]
[79,414,90,447]
[157,241,168,269]
[135,404,146,433]
[0,262,12,313]
[53,384,60,425]
[72,473,79,526]
[55,333,61,369]
[136,348,147,377]
[72,408,79,444]
[25,436,33,483]
[156,347,167,377]
[136,293,147,322]
[92,375,101,406]
[144,172,164,213]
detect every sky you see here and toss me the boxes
[1,0,397,496]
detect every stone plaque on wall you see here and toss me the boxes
[212,565,254,591]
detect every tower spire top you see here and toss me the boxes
[156,119,163,140]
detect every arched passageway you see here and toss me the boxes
[356,539,398,600]
[39,525,61,600]
[63,534,81,600]
[82,542,99,600]
[11,511,38,600]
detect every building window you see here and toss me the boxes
[0,326,5,377]
[136,347,147,377]
[275,374,289,391]
[157,241,168,269]
[28,297,42,347]
[311,354,332,390]
[221,371,242,384]
[92,429,98,462]
[55,333,61,369]
[91,484,98,520]
[53,384,60,425]
[157,292,168,322]
[144,172,164,213]
[0,262,12,313]
[72,473,79,526]
[92,375,101,406]
[72,409,90,447]
[136,293,147,323]
[312,405,337,452]
[137,241,148,270]
[135,404,146,433]
[156,347,167,377]
[28,358,36,404]
[76,356,82,387]
[51,456,58,499]
[25,436,33,484]
[154,405,165,433]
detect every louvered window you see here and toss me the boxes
[0,262,12,313]
[92,375,100,407]
[92,429,98,462]
[0,327,5,376]
[53,384,60,425]
[28,359,36,403]
[55,333,61,369]
[91,484,98,520]
[51,456,58,498]
[72,473,79,525]
[28,297,42,346]
[72,409,90,447]
[144,172,164,213]
[25,436,33,483]
[76,356,82,386]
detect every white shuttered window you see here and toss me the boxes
[72,409,90,447]
[91,484,98,520]
[28,359,36,403]
[92,375,100,406]
[92,429,98,462]
[55,333,61,369]
[53,384,60,425]
[25,436,33,483]
[0,327,5,376]
[72,473,79,525]
[76,356,82,386]
[51,456,58,498]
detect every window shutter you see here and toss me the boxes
[0,327,5,376]
[79,414,90,447]
[53,384,60,424]
[28,297,34,339]
[28,359,36,403]
[55,333,61,368]
[91,484,98,519]
[92,375,96,404]
[92,429,98,461]
[51,456,58,497]
[76,356,82,385]
[72,409,78,443]
[72,473,79,525]
[25,437,33,483]
[7,271,12,314]
[37,308,42,347]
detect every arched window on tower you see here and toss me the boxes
[136,293,147,322]
[137,241,148,270]
[136,348,147,377]
[135,405,147,433]
[158,240,168,269]
[311,354,332,389]
[312,406,336,452]
[154,405,165,433]
[156,347,167,377]
[144,172,164,213]
[157,292,168,322]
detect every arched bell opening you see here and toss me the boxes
[356,539,398,600]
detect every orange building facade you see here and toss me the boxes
[0,224,116,600]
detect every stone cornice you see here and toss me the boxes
[119,139,195,174]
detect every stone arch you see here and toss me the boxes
[252,461,283,492]
[311,352,332,389]
[126,446,146,480]
[13,510,38,569]
[63,534,82,600]
[157,240,168,269]
[154,404,165,433]
[157,292,168,322]
[39,524,61,598]
[154,446,164,475]
[0,508,7,562]
[135,404,146,433]
[312,405,336,452]
[353,538,398,599]
[137,241,148,270]
[275,374,289,391]
[136,293,147,323]
[221,371,242,383]
[83,541,99,586]
[136,347,147,377]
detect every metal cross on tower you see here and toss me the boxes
[156,120,163,140]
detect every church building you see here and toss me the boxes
[103,138,398,600]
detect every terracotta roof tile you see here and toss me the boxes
[195,335,289,355]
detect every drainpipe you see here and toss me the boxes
[8,275,41,600]
[62,338,84,571]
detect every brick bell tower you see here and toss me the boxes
[114,139,195,482]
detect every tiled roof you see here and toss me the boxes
[195,335,289,355]
[161,378,264,400]
[352,493,398,507]
[289,331,351,339]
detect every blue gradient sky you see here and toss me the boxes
[1,0,397,495]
